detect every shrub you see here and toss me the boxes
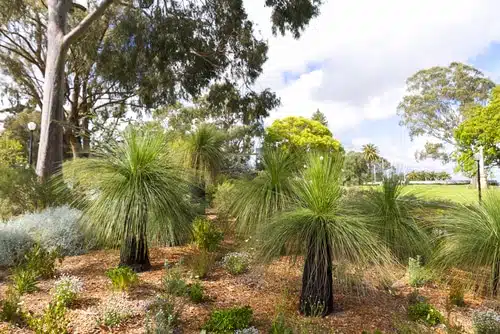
[188,282,204,303]
[188,251,217,279]
[0,286,25,325]
[11,266,38,294]
[223,252,250,275]
[407,301,444,326]
[163,268,188,296]
[145,295,182,334]
[106,266,139,291]
[473,310,500,334]
[23,243,62,279]
[95,294,133,328]
[192,217,224,252]
[203,306,253,332]
[27,301,69,334]
[0,206,85,267]
[449,282,465,307]
[53,274,84,306]
[408,256,428,287]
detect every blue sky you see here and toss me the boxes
[245,0,500,180]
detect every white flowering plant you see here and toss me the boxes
[53,274,84,306]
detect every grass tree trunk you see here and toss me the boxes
[36,0,71,181]
[300,235,334,317]
[493,260,500,296]
[119,202,152,272]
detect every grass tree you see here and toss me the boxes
[434,192,500,296]
[230,147,296,234]
[185,124,225,200]
[361,175,432,260]
[63,127,193,272]
[259,154,390,316]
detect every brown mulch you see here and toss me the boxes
[0,245,490,334]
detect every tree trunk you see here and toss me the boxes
[36,0,71,181]
[300,234,334,317]
[493,260,500,296]
[68,74,82,158]
[119,233,152,272]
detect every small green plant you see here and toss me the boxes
[11,266,38,294]
[448,282,465,307]
[408,256,428,287]
[473,310,500,334]
[407,301,444,326]
[223,252,250,276]
[0,286,25,325]
[192,217,224,252]
[106,266,139,291]
[362,331,384,334]
[23,243,62,279]
[270,312,293,334]
[203,306,253,332]
[52,274,84,306]
[27,300,69,334]
[188,250,216,279]
[163,268,188,296]
[188,282,204,303]
[145,295,182,334]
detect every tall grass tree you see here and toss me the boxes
[230,147,296,234]
[63,127,193,271]
[259,153,391,316]
[361,175,432,260]
[184,124,225,200]
[433,192,500,296]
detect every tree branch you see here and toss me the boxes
[62,0,115,49]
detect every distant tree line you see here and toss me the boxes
[405,170,451,181]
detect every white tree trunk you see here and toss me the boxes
[36,0,71,181]
[36,0,114,181]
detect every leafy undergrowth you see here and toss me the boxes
[0,242,490,333]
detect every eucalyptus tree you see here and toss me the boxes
[1,0,324,181]
[63,127,194,271]
[259,154,390,316]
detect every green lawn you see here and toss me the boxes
[403,184,500,204]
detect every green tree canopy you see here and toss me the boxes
[264,116,342,154]
[0,134,26,168]
[311,109,328,127]
[342,151,369,185]
[455,86,500,172]
[397,62,495,165]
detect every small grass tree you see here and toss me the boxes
[361,175,432,260]
[64,127,193,271]
[259,153,390,316]
[230,147,296,234]
[434,192,500,296]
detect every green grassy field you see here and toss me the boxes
[403,184,500,204]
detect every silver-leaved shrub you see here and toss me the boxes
[0,206,85,266]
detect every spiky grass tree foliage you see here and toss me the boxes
[63,128,194,272]
[434,192,500,296]
[184,124,225,200]
[361,175,432,260]
[230,147,296,234]
[259,154,391,316]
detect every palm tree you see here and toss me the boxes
[362,143,380,183]
[259,153,390,316]
[63,128,194,271]
[360,175,432,260]
[185,124,225,200]
[433,192,500,296]
[230,147,296,234]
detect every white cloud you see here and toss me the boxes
[245,0,500,176]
